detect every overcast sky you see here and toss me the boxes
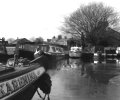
[0,0,120,40]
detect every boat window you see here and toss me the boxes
[37,46,41,51]
[57,48,62,52]
[46,46,50,52]
[56,47,60,52]
[52,47,56,52]
[0,46,4,50]
[41,46,44,51]
[60,48,63,52]
[37,45,50,52]
[42,46,47,52]
[58,48,60,52]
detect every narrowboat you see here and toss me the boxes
[34,44,65,60]
[94,46,117,59]
[104,47,117,58]
[0,56,45,100]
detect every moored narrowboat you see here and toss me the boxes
[0,56,45,100]
[34,44,66,60]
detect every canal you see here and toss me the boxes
[32,58,120,100]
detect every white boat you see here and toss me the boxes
[69,46,82,58]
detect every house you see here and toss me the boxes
[56,39,68,46]
[48,38,68,46]
[105,28,120,46]
[10,38,38,52]
[11,38,32,45]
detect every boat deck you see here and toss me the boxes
[0,63,43,82]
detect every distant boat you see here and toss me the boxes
[104,47,117,57]
[69,46,82,58]
[0,56,45,100]
[34,44,66,60]
[94,46,117,59]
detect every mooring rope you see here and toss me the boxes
[36,88,50,100]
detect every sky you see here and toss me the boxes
[0,0,120,41]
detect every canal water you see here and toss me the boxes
[32,58,120,100]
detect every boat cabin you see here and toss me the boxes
[36,44,64,54]
[34,44,65,58]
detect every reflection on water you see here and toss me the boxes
[32,58,120,100]
[58,58,82,70]
[32,73,52,100]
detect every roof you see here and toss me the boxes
[106,28,120,46]
[11,38,32,44]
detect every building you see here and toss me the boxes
[47,38,68,46]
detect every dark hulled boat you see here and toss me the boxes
[34,44,66,61]
[0,56,45,100]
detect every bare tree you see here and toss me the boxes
[34,36,44,44]
[52,36,56,39]
[29,37,36,42]
[61,2,120,46]
[7,38,15,43]
[58,35,62,40]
